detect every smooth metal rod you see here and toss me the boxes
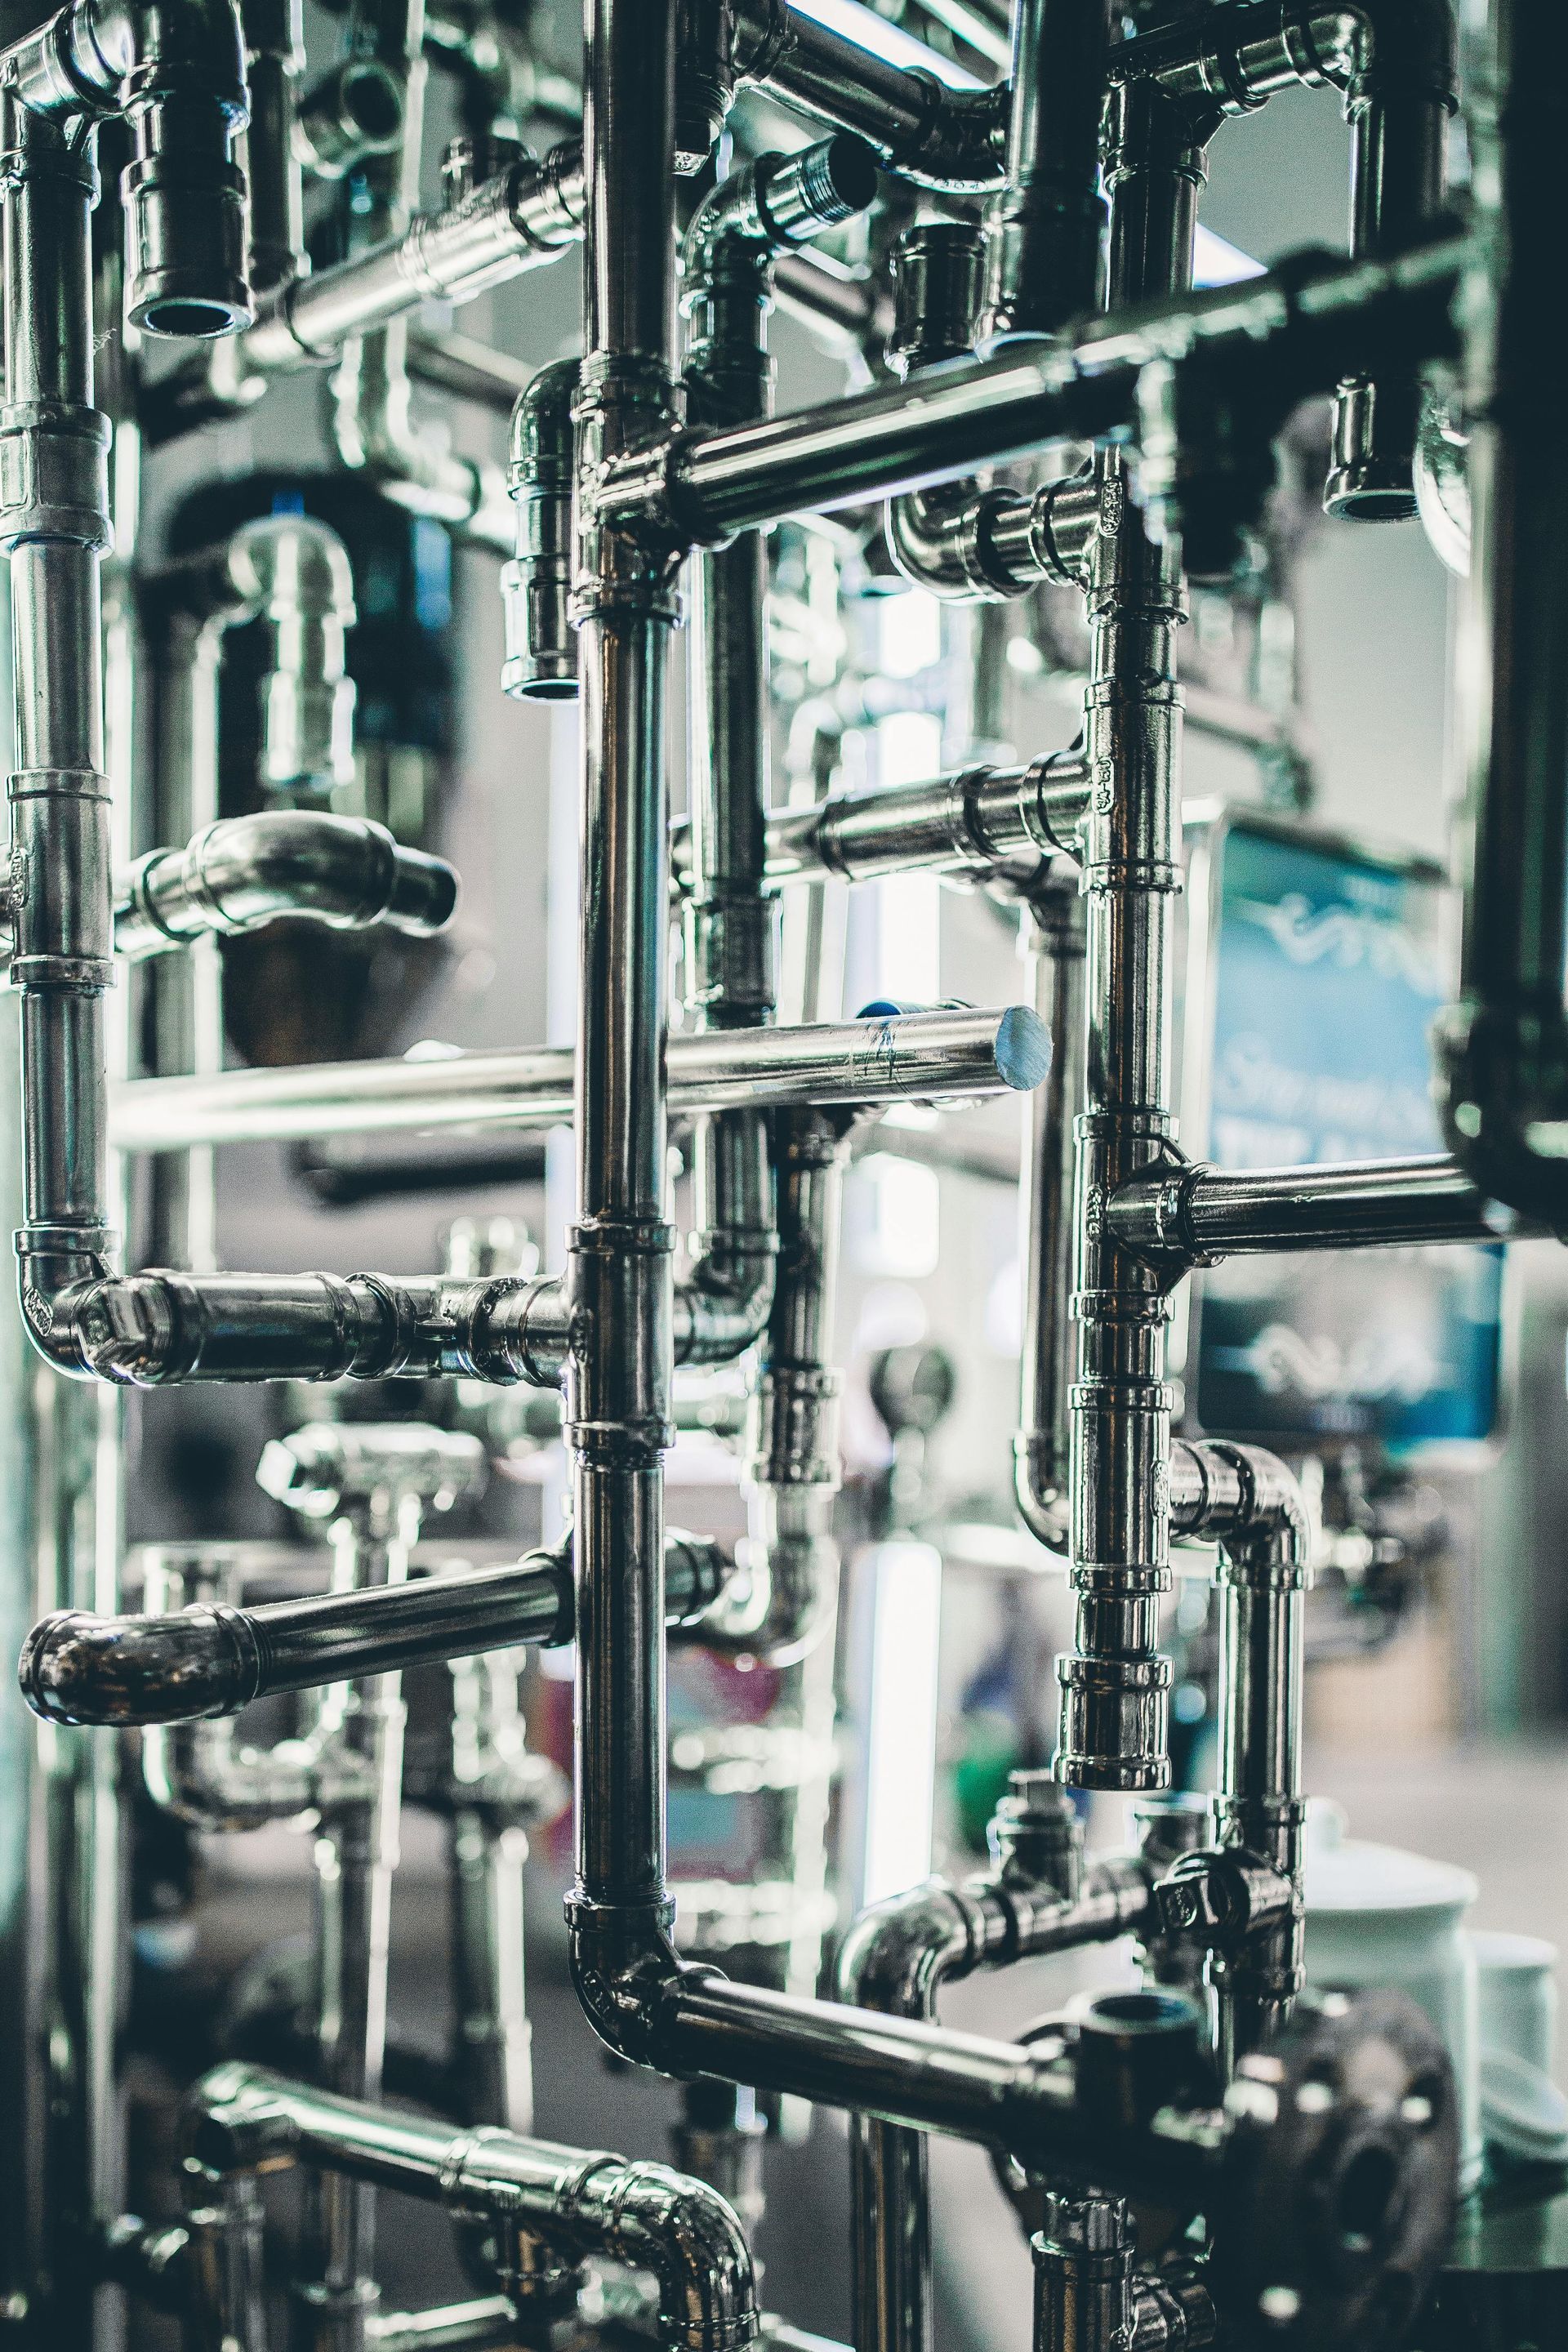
[109,1006,1051,1152]
[243,141,585,366]
[20,1533,732,1727]
[595,234,1465,545]
[1015,889,1085,1553]
[1108,1152,1527,1265]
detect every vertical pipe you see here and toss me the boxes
[242,0,308,294]
[148,613,224,1271]
[1212,1544,1307,2072]
[978,0,1115,343]
[1,96,126,2349]
[564,0,684,2003]
[295,1511,411,2352]
[1014,885,1085,1553]
[1325,1,1456,518]
[450,1806,533,2131]
[1053,94,1194,1795]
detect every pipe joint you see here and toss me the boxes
[0,398,113,551]
[1436,1003,1568,1232]
[564,1899,684,2067]
[567,2156,760,2352]
[504,357,579,701]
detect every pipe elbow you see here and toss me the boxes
[885,485,1029,602]
[1013,1435,1071,1557]
[701,1488,838,1667]
[1437,1004,1568,1233]
[565,1901,686,2069]
[1180,1440,1314,1584]
[835,1881,986,2016]
[577,2160,760,2352]
[227,513,355,630]
[675,1254,776,1369]
[18,1599,257,1727]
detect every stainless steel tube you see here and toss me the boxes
[978,0,1114,342]
[20,1531,732,1726]
[742,751,1089,887]
[109,1006,1051,1151]
[117,813,460,961]
[594,236,1466,546]
[192,2065,761,2352]
[731,0,1002,188]
[1107,1153,1527,1263]
[563,0,685,1999]
[840,1844,1153,2352]
[1015,886,1086,1554]
[243,142,586,368]
[1436,0,1568,1229]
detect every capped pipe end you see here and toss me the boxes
[993,1001,1053,1092]
[18,1602,257,1727]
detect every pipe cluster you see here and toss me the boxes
[5,0,1551,2345]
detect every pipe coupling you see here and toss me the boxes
[0,399,112,550]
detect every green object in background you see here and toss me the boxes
[951,1708,1020,1854]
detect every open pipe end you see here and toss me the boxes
[384,844,461,937]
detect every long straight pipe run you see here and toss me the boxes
[107,1006,1050,1153]
[1108,1152,1531,1263]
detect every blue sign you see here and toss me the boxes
[1188,819,1503,1450]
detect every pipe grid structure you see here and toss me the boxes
[0,0,1544,2343]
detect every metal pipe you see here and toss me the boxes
[240,0,306,294]
[191,2064,761,2352]
[1107,1152,1529,1265]
[732,751,1089,891]
[840,1811,1153,2352]
[678,139,875,1374]
[242,140,584,368]
[978,0,1113,344]
[1015,885,1085,1555]
[595,234,1465,546]
[1328,1,1458,519]
[1436,0,1568,1230]
[730,0,1003,188]
[502,357,579,700]
[20,1530,733,1726]
[109,1006,1052,1151]
[1,0,253,338]
[702,1110,849,1666]
[117,812,457,961]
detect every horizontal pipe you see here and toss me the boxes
[369,2305,519,2352]
[243,141,585,366]
[733,0,1004,186]
[115,813,458,961]
[109,1006,1051,1152]
[598,233,1466,544]
[20,1531,733,1726]
[1108,1152,1533,1266]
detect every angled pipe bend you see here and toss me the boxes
[118,812,459,960]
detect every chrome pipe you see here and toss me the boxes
[840,1820,1153,2352]
[1436,0,1568,1228]
[117,813,459,962]
[1015,886,1085,1555]
[20,1530,733,1727]
[1107,1152,1529,1265]
[240,0,306,295]
[730,0,1003,188]
[109,1006,1051,1152]
[725,751,1089,887]
[593,234,1465,546]
[193,2064,761,2352]
[978,0,1114,342]
[243,142,585,368]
